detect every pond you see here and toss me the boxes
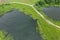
[0,9,42,40]
[42,7,60,21]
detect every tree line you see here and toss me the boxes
[44,0,60,5]
[35,0,60,7]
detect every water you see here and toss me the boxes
[42,7,60,21]
[0,10,42,40]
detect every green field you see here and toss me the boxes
[0,3,60,40]
[10,0,40,4]
[0,30,13,40]
[0,0,39,5]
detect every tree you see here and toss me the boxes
[44,0,52,5]
[55,0,60,5]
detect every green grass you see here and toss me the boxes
[35,0,60,26]
[0,3,60,40]
[0,30,13,40]
[35,5,60,26]
[10,0,39,4]
[0,0,39,5]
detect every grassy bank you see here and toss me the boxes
[0,30,13,40]
[34,0,60,26]
[0,3,60,40]
[34,5,60,26]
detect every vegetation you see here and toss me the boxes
[35,0,60,26]
[35,0,60,7]
[0,30,13,40]
[0,3,60,40]
[0,0,39,5]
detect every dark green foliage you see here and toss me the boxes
[36,1,46,7]
[55,0,60,5]
[35,0,60,8]
[44,0,51,4]
[38,1,43,6]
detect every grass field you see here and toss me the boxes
[10,0,39,4]
[0,30,13,40]
[0,3,60,40]
[0,0,39,5]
